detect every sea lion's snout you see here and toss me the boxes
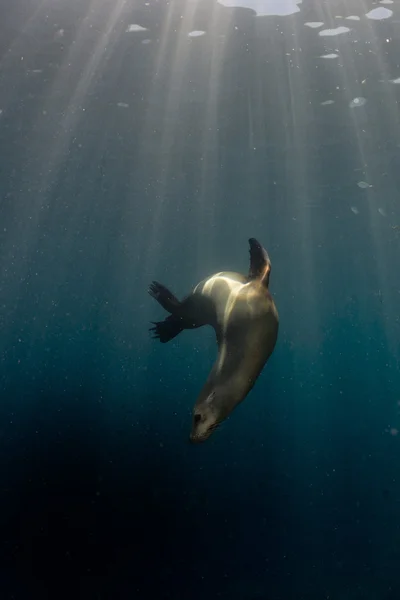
[189,432,207,444]
[189,410,217,443]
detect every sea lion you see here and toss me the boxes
[148,238,279,443]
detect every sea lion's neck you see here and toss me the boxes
[198,343,263,414]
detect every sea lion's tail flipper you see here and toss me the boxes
[248,238,271,287]
[149,316,184,343]
[148,281,181,314]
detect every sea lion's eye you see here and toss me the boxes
[194,413,201,424]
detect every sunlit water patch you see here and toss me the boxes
[126,24,148,32]
[366,7,393,19]
[319,27,351,36]
[304,22,324,29]
[320,53,339,59]
[216,0,302,17]
[349,97,367,108]
[357,181,372,189]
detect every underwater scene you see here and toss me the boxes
[1,0,400,598]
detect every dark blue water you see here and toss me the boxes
[1,0,400,598]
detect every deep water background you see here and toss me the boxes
[1,0,400,598]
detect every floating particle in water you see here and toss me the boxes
[357,181,371,188]
[304,22,324,28]
[141,39,151,44]
[126,24,148,32]
[321,100,335,105]
[188,30,206,37]
[320,53,339,59]
[349,97,366,108]
[390,428,398,436]
[351,207,359,214]
[117,102,129,108]
[380,0,393,4]
[319,27,351,36]
[378,208,386,217]
[346,15,360,21]
[389,77,400,84]
[366,7,393,19]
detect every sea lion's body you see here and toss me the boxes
[148,239,279,443]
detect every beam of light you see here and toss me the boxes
[313,0,400,360]
[1,0,127,253]
[281,13,323,348]
[132,0,235,288]
[0,0,50,77]
[194,5,229,279]
[0,0,128,352]
[137,0,205,281]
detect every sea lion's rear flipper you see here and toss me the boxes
[248,238,271,287]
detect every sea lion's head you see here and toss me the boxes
[189,391,223,443]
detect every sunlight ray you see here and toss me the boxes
[0,0,128,335]
[314,0,400,359]
[138,0,202,279]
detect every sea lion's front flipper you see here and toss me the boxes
[150,315,184,343]
[148,282,213,344]
[148,281,185,342]
[148,281,181,314]
[248,238,271,287]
